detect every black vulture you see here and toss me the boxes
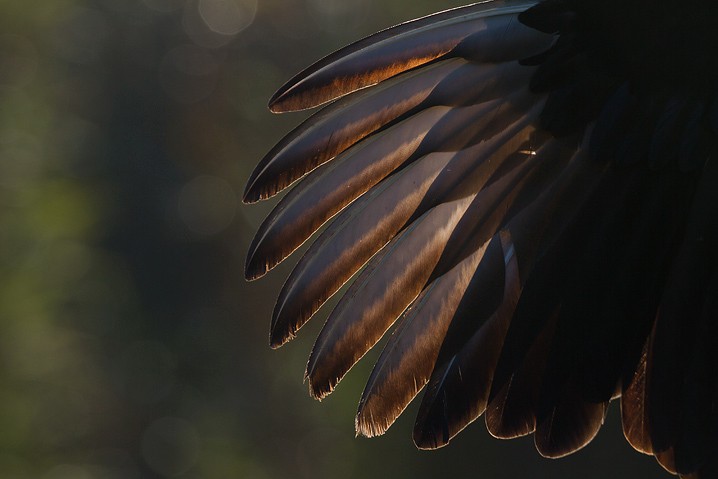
[244,1,718,477]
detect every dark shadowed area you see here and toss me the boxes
[0,1,668,478]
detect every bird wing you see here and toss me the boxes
[245,1,718,477]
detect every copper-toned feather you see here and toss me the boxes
[246,0,718,476]
[621,342,653,455]
[304,127,563,399]
[415,147,609,447]
[534,387,608,458]
[268,100,543,346]
[350,125,542,434]
[246,71,538,279]
[268,1,549,113]
[356,240,494,438]
[244,58,535,205]
[414,231,522,448]
[485,307,555,440]
[304,194,477,398]
[244,59,469,205]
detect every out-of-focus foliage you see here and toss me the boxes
[0,1,666,478]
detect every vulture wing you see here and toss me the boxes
[245,1,718,477]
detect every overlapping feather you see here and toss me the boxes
[246,1,718,477]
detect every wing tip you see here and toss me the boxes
[244,244,271,281]
[306,374,333,401]
[268,82,324,113]
[268,93,291,114]
[412,426,449,450]
[269,301,299,348]
[355,411,390,439]
[268,328,291,349]
[269,319,294,349]
[242,176,264,204]
[242,148,288,204]
[267,66,319,113]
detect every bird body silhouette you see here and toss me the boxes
[244,2,718,477]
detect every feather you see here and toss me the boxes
[355,240,493,438]
[268,1,550,112]
[414,246,513,445]
[534,387,607,458]
[485,304,557,440]
[414,146,603,447]
[621,340,653,454]
[673,313,716,474]
[550,163,690,410]
[657,448,678,475]
[481,154,604,442]
[304,194,476,399]
[246,74,540,279]
[247,104,466,279]
[653,155,718,474]
[303,140,539,397]
[485,158,648,448]
[414,231,521,448]
[244,59,535,204]
[244,59,467,204]
[268,110,539,346]
[247,0,718,473]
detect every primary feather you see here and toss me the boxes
[245,1,718,477]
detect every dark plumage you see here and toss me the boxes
[244,1,718,477]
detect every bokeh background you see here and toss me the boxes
[0,1,669,478]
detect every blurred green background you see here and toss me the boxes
[0,1,667,478]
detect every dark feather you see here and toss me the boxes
[534,386,607,458]
[268,1,551,112]
[413,232,521,448]
[247,1,718,475]
[356,242,493,438]
[621,341,653,454]
[269,110,539,347]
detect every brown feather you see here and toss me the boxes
[621,340,654,455]
[248,95,539,281]
[486,306,557,440]
[268,1,549,112]
[244,59,534,204]
[269,109,540,346]
[534,385,608,458]
[355,242,492,438]
[413,231,521,449]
